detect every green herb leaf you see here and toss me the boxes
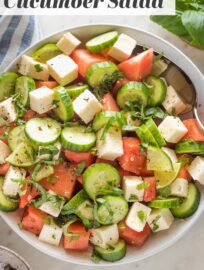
[137,182,150,191]
[73,161,86,176]
[63,216,80,242]
[91,250,101,264]
[34,64,44,72]
[129,194,139,202]
[152,215,161,232]
[137,210,147,223]
[158,186,171,198]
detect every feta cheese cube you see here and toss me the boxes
[126,202,151,232]
[188,157,204,185]
[47,54,78,86]
[73,89,102,124]
[170,178,188,197]
[158,116,188,143]
[0,98,17,125]
[38,141,61,161]
[3,166,26,197]
[0,141,10,164]
[162,147,178,163]
[39,190,64,217]
[39,223,63,246]
[97,127,123,161]
[123,176,144,202]
[162,85,186,115]
[148,208,174,232]
[57,32,81,55]
[18,55,49,81]
[29,86,54,114]
[90,224,119,249]
[108,34,136,62]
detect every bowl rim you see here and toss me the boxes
[1,23,204,266]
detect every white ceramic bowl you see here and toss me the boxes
[1,24,204,266]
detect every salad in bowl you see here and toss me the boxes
[0,28,204,264]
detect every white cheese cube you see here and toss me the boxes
[162,147,178,163]
[29,86,54,114]
[108,34,136,62]
[18,55,49,81]
[47,54,78,86]
[73,90,102,124]
[0,98,17,125]
[39,190,64,217]
[90,224,119,249]
[38,141,61,161]
[0,141,10,164]
[162,85,186,115]
[123,176,144,202]
[57,32,81,55]
[39,223,63,246]
[188,157,204,185]
[170,178,188,197]
[148,208,174,232]
[158,116,188,143]
[3,166,26,197]
[126,202,151,232]
[97,127,123,161]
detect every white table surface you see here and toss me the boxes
[1,15,204,270]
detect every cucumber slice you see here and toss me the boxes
[148,197,180,208]
[66,83,88,98]
[95,195,128,225]
[0,72,18,101]
[35,164,54,181]
[61,125,96,152]
[53,86,74,122]
[25,118,61,146]
[116,82,149,109]
[147,146,173,172]
[155,163,182,189]
[32,43,61,63]
[136,124,159,147]
[85,61,119,88]
[62,190,89,215]
[8,125,28,151]
[83,163,121,200]
[175,140,204,155]
[145,118,166,147]
[145,75,167,106]
[0,177,18,212]
[86,31,118,53]
[171,183,200,218]
[15,76,36,107]
[6,142,37,167]
[94,240,126,262]
[122,111,141,131]
[93,111,121,132]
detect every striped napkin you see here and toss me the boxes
[0,16,42,72]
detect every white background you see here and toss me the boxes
[1,15,204,270]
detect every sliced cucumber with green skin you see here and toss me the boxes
[116,82,149,109]
[32,43,61,63]
[95,195,128,225]
[171,183,200,218]
[53,86,74,122]
[147,146,173,172]
[148,197,180,208]
[86,61,119,88]
[136,124,159,147]
[66,83,88,98]
[61,125,96,152]
[25,118,61,146]
[76,200,94,229]
[8,125,28,151]
[0,177,18,212]
[175,140,204,155]
[83,163,121,200]
[93,111,121,132]
[35,164,54,181]
[94,240,126,262]
[86,31,118,53]
[15,76,36,107]
[6,142,37,167]
[145,118,166,147]
[0,72,18,101]
[62,190,89,215]
[145,75,167,106]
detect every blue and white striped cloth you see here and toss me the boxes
[0,16,42,72]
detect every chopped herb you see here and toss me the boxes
[73,161,86,176]
[91,250,101,264]
[96,187,123,197]
[34,64,44,72]
[90,147,98,156]
[43,216,53,225]
[100,117,115,140]
[145,107,167,120]
[63,216,80,242]
[158,186,171,198]
[129,194,139,201]
[52,234,56,240]
[38,145,59,161]
[137,182,150,191]
[152,215,161,232]
[137,210,146,223]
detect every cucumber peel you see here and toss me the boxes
[32,43,61,63]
